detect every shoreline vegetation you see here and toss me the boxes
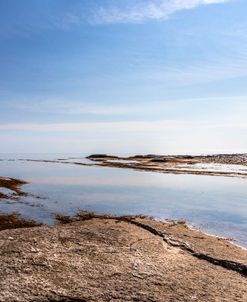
[0,177,27,199]
[0,156,247,300]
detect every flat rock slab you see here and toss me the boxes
[0,217,246,302]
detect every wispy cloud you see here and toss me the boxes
[6,99,133,116]
[0,117,246,133]
[144,54,247,85]
[0,12,82,39]
[1,118,246,154]
[93,0,230,24]
[0,120,186,132]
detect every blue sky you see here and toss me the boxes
[0,0,247,154]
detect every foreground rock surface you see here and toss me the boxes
[0,216,247,302]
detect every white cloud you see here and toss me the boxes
[0,117,246,133]
[8,99,134,116]
[1,117,246,154]
[93,0,230,24]
[144,55,247,85]
[0,120,186,132]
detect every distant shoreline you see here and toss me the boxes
[86,153,247,178]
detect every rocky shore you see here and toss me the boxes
[0,213,246,301]
[0,177,27,199]
[87,153,247,178]
[1,176,247,301]
[15,153,247,178]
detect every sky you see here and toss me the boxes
[0,0,247,154]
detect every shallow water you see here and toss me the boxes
[0,153,247,248]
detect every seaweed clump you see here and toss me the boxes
[0,177,27,197]
[0,213,41,231]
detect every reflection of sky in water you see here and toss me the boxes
[0,188,14,195]
[0,154,247,248]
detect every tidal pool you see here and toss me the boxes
[0,153,247,248]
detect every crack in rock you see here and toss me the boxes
[124,218,247,277]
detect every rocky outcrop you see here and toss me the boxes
[86,153,247,177]
[0,215,246,302]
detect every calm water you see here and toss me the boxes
[0,153,247,248]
